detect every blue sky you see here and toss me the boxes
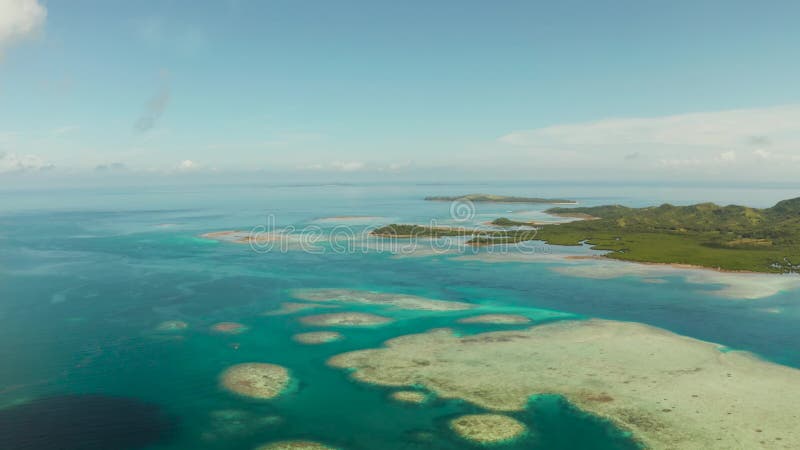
[2,0,800,183]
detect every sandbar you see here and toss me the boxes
[291,288,473,311]
[300,312,393,327]
[200,230,280,244]
[553,260,800,299]
[328,319,800,449]
[457,314,531,324]
[456,251,800,299]
[292,331,343,344]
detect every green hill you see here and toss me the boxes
[373,197,800,273]
[533,198,800,272]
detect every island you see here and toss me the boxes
[371,197,800,273]
[424,193,576,204]
[372,224,538,246]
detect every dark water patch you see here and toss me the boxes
[418,395,641,450]
[0,394,177,450]
[525,395,641,449]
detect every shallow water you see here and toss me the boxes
[1,183,799,449]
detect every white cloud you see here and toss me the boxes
[498,105,800,174]
[176,159,198,171]
[386,160,412,171]
[330,160,365,171]
[753,149,772,160]
[297,163,324,170]
[295,160,414,173]
[0,151,52,173]
[0,0,46,56]
[500,106,800,148]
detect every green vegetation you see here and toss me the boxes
[372,224,538,245]
[372,224,474,237]
[424,193,576,204]
[373,198,800,273]
[491,217,535,226]
[537,198,800,272]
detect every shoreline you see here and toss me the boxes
[482,220,546,227]
[370,229,793,275]
[562,255,775,275]
[544,211,599,220]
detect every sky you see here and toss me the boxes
[2,0,800,185]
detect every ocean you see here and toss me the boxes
[1,182,799,449]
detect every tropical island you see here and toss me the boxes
[371,224,539,245]
[372,197,800,273]
[424,193,576,204]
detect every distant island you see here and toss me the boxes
[373,197,800,273]
[424,194,576,204]
[372,224,539,246]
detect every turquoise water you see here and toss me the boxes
[1,183,799,449]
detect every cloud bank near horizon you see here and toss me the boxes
[497,105,800,176]
[3,105,800,184]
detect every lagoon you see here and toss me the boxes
[1,182,799,449]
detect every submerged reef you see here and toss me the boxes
[264,302,338,316]
[457,314,531,324]
[220,363,291,399]
[292,331,343,344]
[291,288,474,311]
[211,322,248,334]
[448,414,527,444]
[201,409,282,442]
[155,320,188,331]
[299,312,393,327]
[200,230,284,245]
[0,394,176,450]
[328,319,800,449]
